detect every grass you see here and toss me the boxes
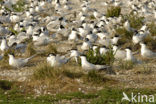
[25,42,36,57]
[119,61,134,70]
[8,27,18,35]
[12,0,26,12]
[106,6,121,17]
[1,81,156,104]
[0,80,13,90]
[85,70,110,84]
[86,47,115,66]
[135,65,153,75]
[115,27,133,40]
[144,35,156,50]
[38,44,58,57]
[148,22,156,36]
[33,62,59,80]
[122,14,144,29]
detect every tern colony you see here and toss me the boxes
[0,0,156,71]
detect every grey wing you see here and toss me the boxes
[95,65,109,70]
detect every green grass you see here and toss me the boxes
[85,70,110,84]
[106,6,121,17]
[122,14,144,29]
[148,22,156,36]
[86,47,115,66]
[12,0,26,12]
[119,61,134,70]
[1,81,156,104]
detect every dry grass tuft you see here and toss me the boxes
[148,22,156,36]
[106,6,121,17]
[25,43,36,57]
[118,61,134,70]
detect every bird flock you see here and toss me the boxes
[0,0,156,72]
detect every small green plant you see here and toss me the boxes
[144,35,156,50]
[86,47,115,66]
[148,22,156,36]
[46,44,58,54]
[12,0,26,12]
[136,66,153,75]
[33,62,58,80]
[106,6,121,17]
[9,27,18,35]
[86,70,108,84]
[0,80,13,90]
[122,14,144,29]
[90,15,96,19]
[115,27,133,39]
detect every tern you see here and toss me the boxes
[140,42,156,58]
[0,37,9,52]
[8,53,37,68]
[47,53,70,67]
[70,49,80,63]
[113,45,126,60]
[81,38,92,51]
[80,55,110,71]
[125,47,137,63]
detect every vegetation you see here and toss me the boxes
[148,22,156,36]
[106,6,121,17]
[25,43,36,57]
[12,0,26,12]
[119,61,134,70]
[144,35,156,50]
[85,70,110,84]
[86,47,115,66]
[0,82,156,104]
[122,14,144,29]
[115,27,133,39]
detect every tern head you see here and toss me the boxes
[84,38,89,42]
[140,42,147,47]
[60,25,65,29]
[8,53,15,57]
[114,34,119,38]
[80,55,86,60]
[10,32,15,36]
[90,21,94,24]
[134,30,138,35]
[11,42,17,47]
[22,30,26,33]
[71,48,77,52]
[59,17,64,21]
[113,45,118,51]
[125,47,132,52]
[48,53,56,57]
[72,28,76,31]
[101,45,107,49]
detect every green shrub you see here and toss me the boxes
[86,47,115,66]
[148,22,156,36]
[115,27,133,39]
[12,0,26,12]
[122,14,144,29]
[106,6,121,17]
[33,62,59,80]
[0,80,13,90]
[144,35,156,50]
